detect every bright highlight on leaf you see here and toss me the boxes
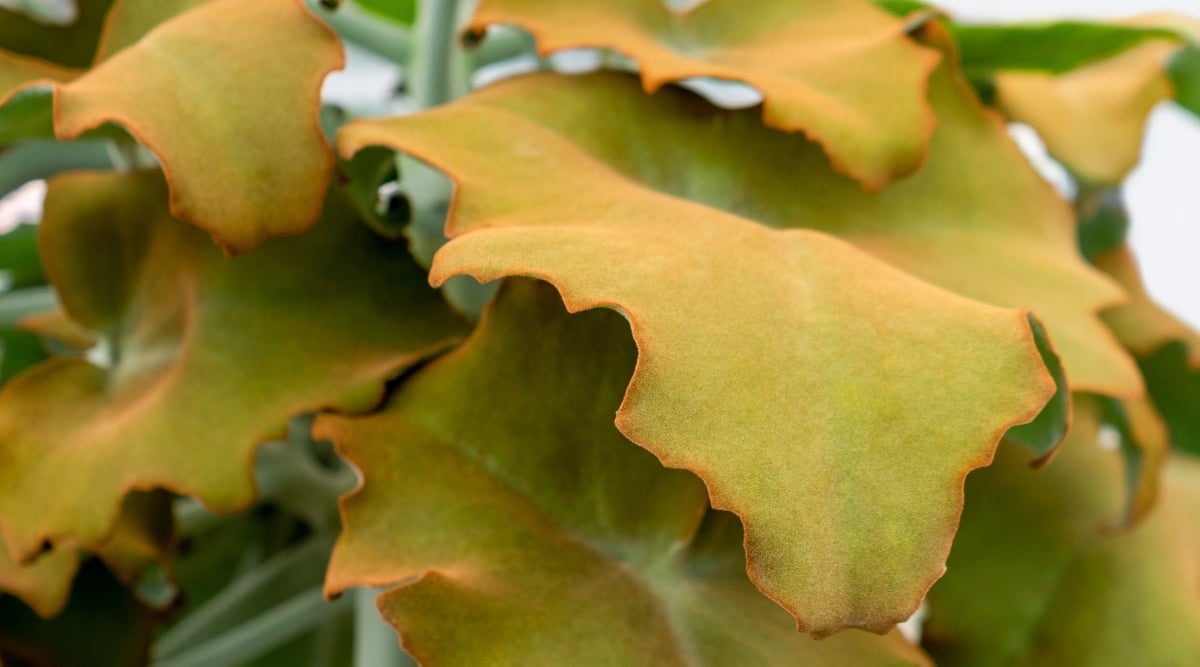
[322,279,932,665]
[0,0,344,253]
[468,0,941,189]
[340,67,1062,633]
[0,170,466,563]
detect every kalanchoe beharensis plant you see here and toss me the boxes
[0,0,1197,664]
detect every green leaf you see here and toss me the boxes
[922,398,1200,666]
[1093,246,1200,454]
[0,559,159,667]
[0,0,116,68]
[1169,45,1200,118]
[1003,315,1069,459]
[468,0,942,189]
[340,63,1066,633]
[0,86,53,145]
[0,169,466,563]
[952,22,1182,75]
[0,223,45,290]
[356,0,416,25]
[321,278,933,665]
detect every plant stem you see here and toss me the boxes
[152,585,350,667]
[154,536,335,658]
[354,587,413,667]
[410,0,465,108]
[0,286,56,328]
[308,0,412,63]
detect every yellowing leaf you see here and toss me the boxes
[922,397,1200,666]
[994,15,1200,184]
[0,0,344,253]
[322,279,932,665]
[0,170,466,563]
[0,542,76,619]
[340,68,1061,634]
[468,0,940,189]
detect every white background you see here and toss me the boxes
[940,0,1200,329]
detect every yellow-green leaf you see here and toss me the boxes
[0,0,344,253]
[340,68,1061,633]
[922,397,1200,666]
[994,15,1200,184]
[468,0,940,189]
[1094,245,1200,454]
[322,279,932,665]
[0,170,466,563]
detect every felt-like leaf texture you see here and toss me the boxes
[0,490,174,619]
[341,70,1063,634]
[468,0,940,189]
[0,0,343,254]
[922,397,1200,666]
[995,15,1200,185]
[343,45,1138,399]
[1094,245,1200,454]
[321,279,932,666]
[0,169,467,564]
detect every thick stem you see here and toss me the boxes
[409,0,465,108]
[308,0,412,63]
[152,585,350,667]
[153,537,336,659]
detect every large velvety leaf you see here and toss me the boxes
[345,39,1136,398]
[0,170,466,563]
[322,279,931,665]
[0,542,76,619]
[922,397,1200,666]
[994,15,1200,184]
[468,0,940,189]
[1094,246,1200,454]
[1171,45,1200,118]
[0,0,344,253]
[340,68,1061,634]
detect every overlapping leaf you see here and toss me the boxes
[922,397,1200,666]
[340,67,1067,633]
[0,0,343,253]
[0,170,466,564]
[995,15,1200,184]
[1094,246,1200,454]
[468,0,941,189]
[0,490,174,619]
[0,0,115,68]
[322,279,931,665]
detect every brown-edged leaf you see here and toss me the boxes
[339,68,1059,634]
[995,15,1200,184]
[468,0,940,189]
[321,278,931,665]
[0,169,466,563]
[922,396,1200,666]
[0,0,344,253]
